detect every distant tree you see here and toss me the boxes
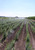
[26,16,35,20]
[15,16,18,18]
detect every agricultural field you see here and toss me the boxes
[0,17,35,50]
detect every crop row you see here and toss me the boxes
[5,22,24,50]
[30,23,35,33]
[26,24,32,50]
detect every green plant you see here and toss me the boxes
[5,40,15,50]
[26,24,32,50]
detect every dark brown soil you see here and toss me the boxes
[28,24,35,50]
[13,24,26,50]
[0,23,21,50]
[32,20,35,22]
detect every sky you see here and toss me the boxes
[0,0,35,17]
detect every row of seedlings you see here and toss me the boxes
[0,21,21,43]
[26,24,32,50]
[5,22,24,50]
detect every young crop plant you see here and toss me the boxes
[5,40,15,50]
[1,33,6,43]
[12,22,21,30]
[26,24,32,50]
